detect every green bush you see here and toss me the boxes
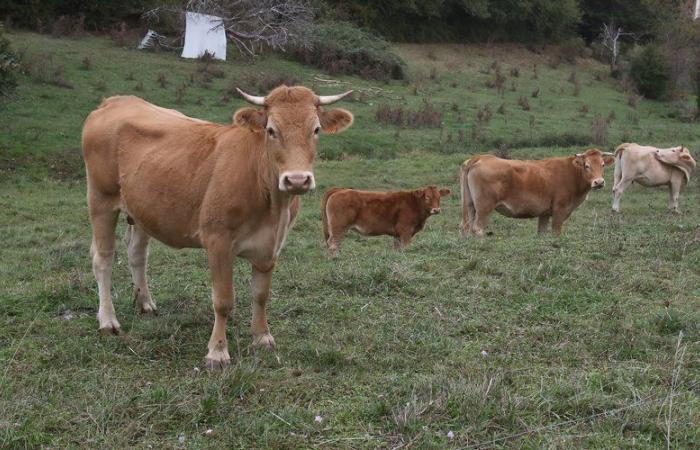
[629,45,670,100]
[0,28,20,96]
[289,21,406,81]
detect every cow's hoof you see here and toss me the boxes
[204,357,231,370]
[611,208,620,214]
[253,333,276,349]
[98,323,121,336]
[138,299,158,315]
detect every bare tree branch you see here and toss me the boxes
[144,0,314,57]
[600,22,634,72]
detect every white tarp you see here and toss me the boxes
[181,12,227,60]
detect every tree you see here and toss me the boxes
[600,22,633,72]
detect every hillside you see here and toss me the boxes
[1,33,698,449]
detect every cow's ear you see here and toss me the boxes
[573,156,584,167]
[234,108,267,131]
[319,108,354,134]
[439,188,451,197]
[680,154,691,161]
[603,156,615,166]
[413,189,425,199]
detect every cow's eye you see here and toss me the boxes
[585,163,591,170]
[313,127,320,136]
[267,127,276,138]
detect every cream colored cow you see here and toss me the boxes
[612,143,696,213]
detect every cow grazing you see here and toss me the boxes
[459,149,615,236]
[82,86,354,368]
[612,143,696,214]
[321,186,451,255]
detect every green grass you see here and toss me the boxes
[1,32,699,449]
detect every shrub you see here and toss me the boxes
[630,45,670,100]
[289,21,406,81]
[0,28,19,96]
[20,52,72,89]
[375,101,442,128]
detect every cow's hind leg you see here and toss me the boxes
[124,224,157,314]
[250,265,275,348]
[89,195,121,334]
[471,200,494,237]
[537,216,550,234]
[612,177,632,213]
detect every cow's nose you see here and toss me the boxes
[279,171,314,194]
[431,207,441,214]
[592,178,605,189]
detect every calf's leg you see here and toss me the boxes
[88,195,121,334]
[537,216,550,234]
[205,239,234,368]
[250,265,275,348]
[124,224,157,314]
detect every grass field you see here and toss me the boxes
[1,32,699,449]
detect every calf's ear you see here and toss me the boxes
[680,154,692,161]
[439,188,451,196]
[234,108,267,131]
[603,156,615,166]
[320,108,354,134]
[413,189,425,199]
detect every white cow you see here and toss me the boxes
[612,143,696,214]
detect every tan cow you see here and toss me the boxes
[82,86,353,368]
[459,149,614,236]
[612,143,696,214]
[321,186,451,255]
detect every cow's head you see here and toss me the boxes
[234,85,354,195]
[414,186,451,215]
[573,148,615,190]
[654,146,697,175]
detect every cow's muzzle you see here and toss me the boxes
[430,207,441,215]
[279,171,315,194]
[591,178,605,190]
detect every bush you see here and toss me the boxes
[0,28,19,96]
[629,45,670,100]
[289,21,406,81]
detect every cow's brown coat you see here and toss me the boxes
[82,86,353,367]
[321,186,450,254]
[459,148,614,236]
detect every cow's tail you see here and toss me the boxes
[459,157,480,237]
[321,188,344,246]
[613,143,630,190]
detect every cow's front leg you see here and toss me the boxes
[537,216,550,234]
[668,180,682,214]
[551,207,571,235]
[251,264,275,349]
[205,241,234,369]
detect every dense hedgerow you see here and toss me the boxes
[288,21,406,81]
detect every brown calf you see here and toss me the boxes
[321,186,451,255]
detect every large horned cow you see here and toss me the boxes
[81,86,353,367]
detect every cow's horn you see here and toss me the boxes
[575,153,584,157]
[317,90,353,105]
[237,88,266,106]
[601,152,615,156]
